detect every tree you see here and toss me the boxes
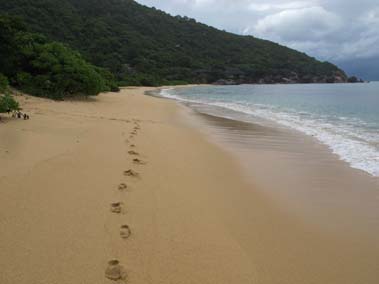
[0,73,9,93]
[0,15,118,100]
[0,94,20,113]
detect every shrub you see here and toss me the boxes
[0,93,19,113]
[0,73,9,93]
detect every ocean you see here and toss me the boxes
[158,83,379,177]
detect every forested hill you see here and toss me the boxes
[0,0,347,86]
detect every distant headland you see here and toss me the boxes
[0,0,362,100]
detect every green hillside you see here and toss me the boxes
[0,0,347,86]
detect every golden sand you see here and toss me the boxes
[0,88,378,283]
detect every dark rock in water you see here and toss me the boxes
[348,76,364,83]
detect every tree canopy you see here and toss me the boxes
[0,74,19,113]
[0,93,19,113]
[0,15,118,100]
[0,0,347,86]
[0,73,9,93]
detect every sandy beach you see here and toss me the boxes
[1,87,378,284]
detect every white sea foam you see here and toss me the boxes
[159,88,379,177]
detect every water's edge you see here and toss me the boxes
[153,86,379,177]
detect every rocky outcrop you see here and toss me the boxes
[347,76,365,83]
[211,70,350,85]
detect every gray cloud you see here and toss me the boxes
[136,0,379,77]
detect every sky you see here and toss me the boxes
[136,0,379,80]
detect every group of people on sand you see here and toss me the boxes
[8,110,30,120]
[1,110,30,122]
[10,110,30,120]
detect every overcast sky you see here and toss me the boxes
[136,0,379,79]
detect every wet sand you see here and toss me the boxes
[190,111,379,238]
[0,87,378,284]
[182,104,379,284]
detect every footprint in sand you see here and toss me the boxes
[123,169,139,177]
[118,183,127,190]
[110,202,123,214]
[120,225,131,239]
[129,144,136,148]
[133,158,146,165]
[128,150,139,156]
[105,259,127,281]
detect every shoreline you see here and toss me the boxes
[164,86,379,243]
[186,109,379,231]
[1,88,378,283]
[155,84,379,178]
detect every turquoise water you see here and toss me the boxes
[159,83,379,177]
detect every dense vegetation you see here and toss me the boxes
[0,0,347,86]
[0,15,118,99]
[0,73,9,93]
[0,93,20,114]
[0,74,19,113]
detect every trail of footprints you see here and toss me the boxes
[106,120,146,282]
